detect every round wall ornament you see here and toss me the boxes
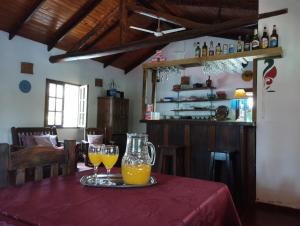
[19,80,31,93]
[242,70,253,81]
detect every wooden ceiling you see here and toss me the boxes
[0,0,258,73]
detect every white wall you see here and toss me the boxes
[126,36,252,132]
[0,31,126,143]
[257,0,300,209]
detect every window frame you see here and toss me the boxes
[44,79,88,128]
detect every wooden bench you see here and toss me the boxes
[11,126,61,151]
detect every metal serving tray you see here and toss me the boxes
[80,174,157,188]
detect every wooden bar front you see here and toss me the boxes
[142,119,256,208]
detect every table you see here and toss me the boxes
[0,171,241,226]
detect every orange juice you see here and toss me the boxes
[88,153,102,166]
[122,164,151,185]
[102,154,118,170]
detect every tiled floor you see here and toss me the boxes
[242,204,300,226]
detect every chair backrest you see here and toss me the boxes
[85,127,106,143]
[11,126,58,147]
[0,140,76,187]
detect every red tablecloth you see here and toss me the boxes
[0,171,241,226]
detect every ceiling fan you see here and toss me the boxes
[129,12,186,37]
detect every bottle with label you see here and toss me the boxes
[261,26,269,49]
[244,34,251,51]
[209,41,214,56]
[223,44,229,54]
[215,43,222,55]
[202,42,208,57]
[270,25,279,48]
[229,44,235,53]
[237,35,243,52]
[195,42,201,57]
[252,28,260,50]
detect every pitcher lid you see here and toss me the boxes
[127,133,148,138]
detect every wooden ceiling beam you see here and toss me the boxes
[125,45,166,74]
[68,6,119,52]
[49,8,287,63]
[47,0,103,51]
[120,0,128,44]
[8,0,46,40]
[82,11,134,51]
[128,5,207,29]
[157,0,258,10]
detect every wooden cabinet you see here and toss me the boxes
[97,97,129,140]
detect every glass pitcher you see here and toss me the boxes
[121,133,156,185]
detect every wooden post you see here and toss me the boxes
[142,68,147,119]
[208,125,216,150]
[184,125,191,177]
[0,143,9,188]
[151,69,157,112]
[163,124,169,145]
[252,59,257,122]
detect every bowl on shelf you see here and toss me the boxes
[216,91,227,99]
[193,83,203,88]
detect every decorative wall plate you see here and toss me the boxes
[19,80,31,93]
[242,70,253,81]
[215,105,229,120]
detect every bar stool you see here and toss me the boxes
[157,145,185,176]
[208,149,236,194]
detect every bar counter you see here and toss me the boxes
[141,119,256,208]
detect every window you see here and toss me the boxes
[45,79,88,128]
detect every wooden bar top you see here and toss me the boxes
[141,119,255,127]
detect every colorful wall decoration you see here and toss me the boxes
[263,59,277,92]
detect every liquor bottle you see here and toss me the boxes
[261,26,269,49]
[195,42,201,57]
[215,43,222,55]
[229,44,235,53]
[223,44,229,54]
[270,25,279,48]
[251,28,260,50]
[209,41,214,56]
[237,35,243,52]
[244,34,251,51]
[202,42,208,56]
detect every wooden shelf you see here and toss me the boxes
[171,108,216,112]
[143,47,283,69]
[157,98,230,104]
[172,87,216,92]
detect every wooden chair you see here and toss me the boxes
[157,145,186,176]
[0,140,76,187]
[208,149,237,195]
[81,128,106,167]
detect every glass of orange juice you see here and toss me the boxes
[101,145,119,185]
[88,144,104,182]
